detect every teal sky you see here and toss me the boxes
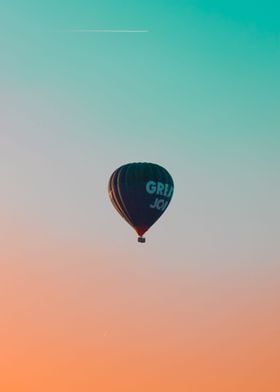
[1,1,279,263]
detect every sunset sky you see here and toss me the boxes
[1,1,280,391]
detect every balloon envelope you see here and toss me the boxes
[108,162,174,241]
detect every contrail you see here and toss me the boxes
[63,29,149,33]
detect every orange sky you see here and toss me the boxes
[1,224,279,391]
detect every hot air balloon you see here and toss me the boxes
[108,162,174,243]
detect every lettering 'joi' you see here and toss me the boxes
[149,198,169,211]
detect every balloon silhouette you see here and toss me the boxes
[108,162,174,243]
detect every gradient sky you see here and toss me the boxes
[1,1,280,391]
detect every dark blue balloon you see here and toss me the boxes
[108,162,174,242]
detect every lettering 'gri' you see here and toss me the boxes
[146,180,173,211]
[145,181,173,198]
